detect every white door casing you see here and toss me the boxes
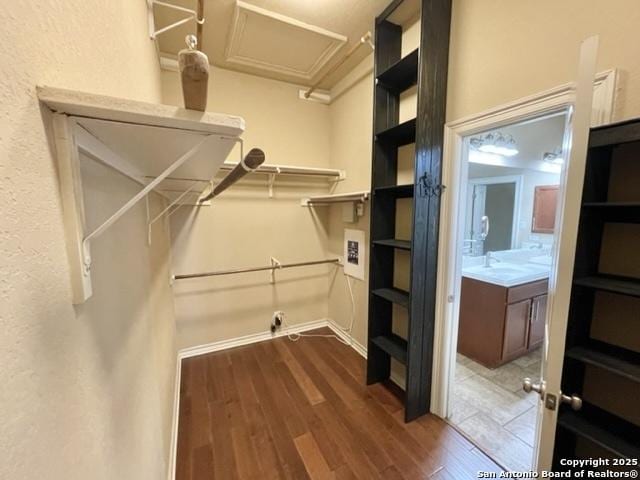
[431,44,613,470]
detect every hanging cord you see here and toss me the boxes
[281,272,356,345]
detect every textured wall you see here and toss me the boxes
[447,0,640,121]
[162,68,332,350]
[0,2,176,479]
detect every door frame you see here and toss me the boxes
[430,68,617,463]
[467,175,523,251]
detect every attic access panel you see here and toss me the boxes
[39,87,245,304]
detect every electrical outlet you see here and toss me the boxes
[270,311,284,333]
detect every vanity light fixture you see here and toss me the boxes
[470,132,519,157]
[543,147,564,164]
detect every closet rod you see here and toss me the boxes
[173,258,339,280]
[304,31,374,99]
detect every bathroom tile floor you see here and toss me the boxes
[450,350,542,471]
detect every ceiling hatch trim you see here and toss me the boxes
[225,1,347,81]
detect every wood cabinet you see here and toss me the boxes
[532,185,559,233]
[458,277,548,368]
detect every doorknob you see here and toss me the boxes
[560,393,583,411]
[523,377,545,398]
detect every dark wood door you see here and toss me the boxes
[529,294,547,350]
[502,299,531,362]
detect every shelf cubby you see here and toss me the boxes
[372,287,410,307]
[372,239,412,250]
[371,334,408,364]
[376,48,419,93]
[375,117,416,146]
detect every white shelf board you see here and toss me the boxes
[38,86,245,304]
[301,191,370,205]
[37,86,245,135]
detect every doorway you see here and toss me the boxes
[446,114,567,470]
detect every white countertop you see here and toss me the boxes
[462,261,550,288]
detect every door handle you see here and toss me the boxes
[560,393,583,411]
[523,378,545,398]
[523,378,583,411]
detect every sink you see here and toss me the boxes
[529,255,553,266]
[463,261,550,287]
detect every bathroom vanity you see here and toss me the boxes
[458,260,549,368]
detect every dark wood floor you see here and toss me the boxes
[176,328,502,479]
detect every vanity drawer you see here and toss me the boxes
[507,279,548,304]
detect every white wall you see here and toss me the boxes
[447,0,640,121]
[162,67,332,350]
[0,2,177,479]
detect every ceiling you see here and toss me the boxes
[152,0,419,89]
[469,113,567,174]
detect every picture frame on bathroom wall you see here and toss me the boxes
[343,228,366,280]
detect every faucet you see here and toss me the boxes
[484,251,501,267]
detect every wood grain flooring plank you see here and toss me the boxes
[293,432,335,480]
[288,339,393,475]
[273,338,326,405]
[272,351,346,472]
[243,346,310,480]
[231,425,263,480]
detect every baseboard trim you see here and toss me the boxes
[178,318,330,360]
[167,351,181,480]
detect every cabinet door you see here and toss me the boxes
[528,294,547,350]
[502,299,531,362]
[532,185,559,233]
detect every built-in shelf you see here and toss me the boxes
[301,191,369,206]
[373,184,414,198]
[566,345,640,383]
[375,118,416,146]
[558,411,640,460]
[377,49,419,92]
[573,275,640,297]
[589,118,640,148]
[38,86,245,305]
[372,287,410,307]
[581,202,640,222]
[371,334,408,364]
[373,239,412,250]
[220,162,345,180]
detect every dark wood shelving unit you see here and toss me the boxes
[553,118,640,466]
[558,410,640,460]
[372,287,410,307]
[371,334,409,364]
[373,183,415,197]
[573,275,640,297]
[367,0,451,422]
[565,345,640,383]
[376,48,419,92]
[372,239,412,250]
[376,117,417,146]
